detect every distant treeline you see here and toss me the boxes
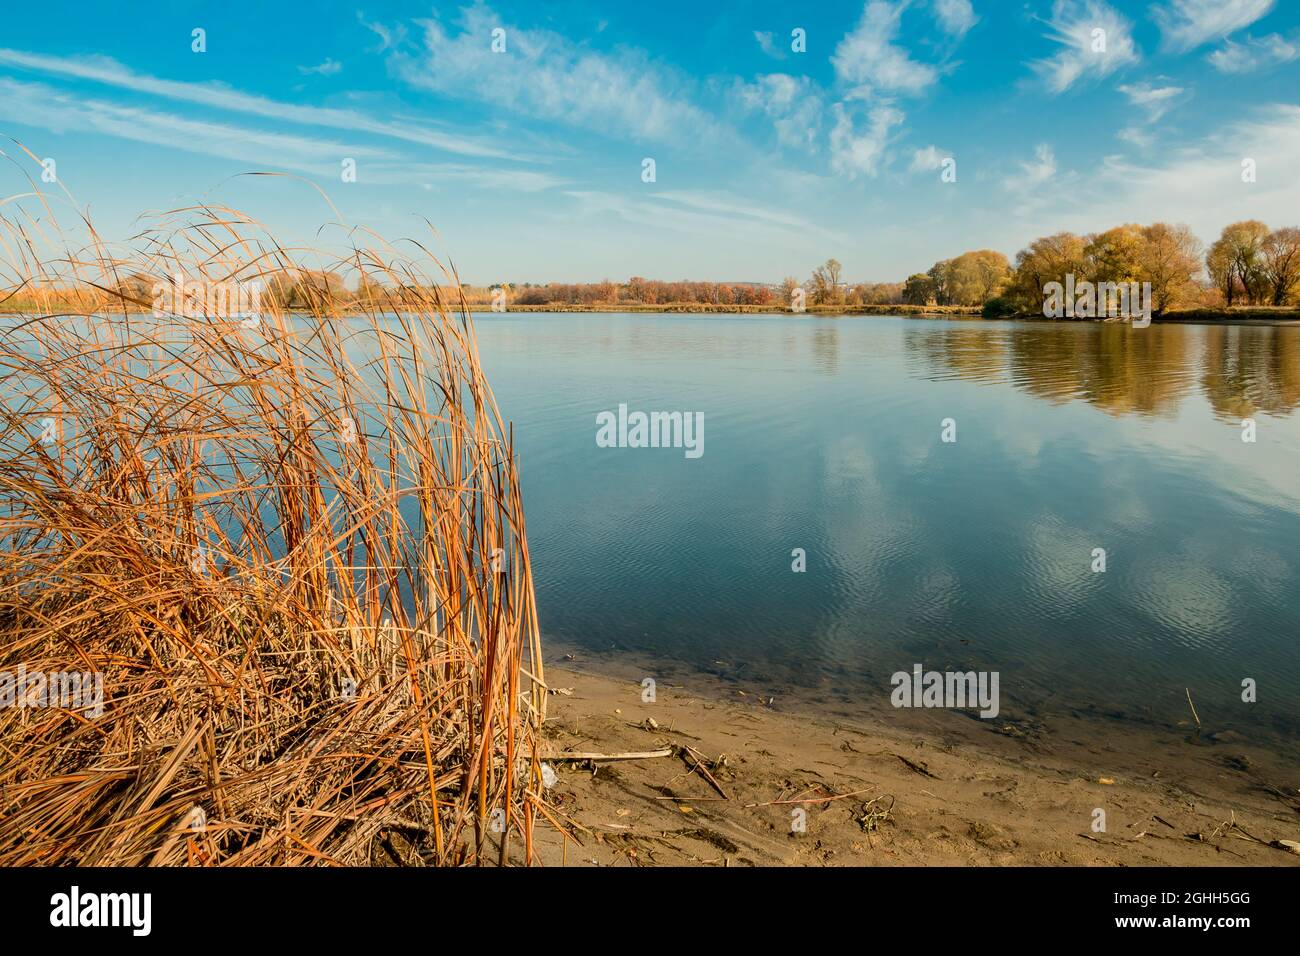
[466,219,1300,317]
[901,221,1300,317]
[4,220,1297,318]
[449,272,907,308]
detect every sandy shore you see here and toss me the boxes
[528,662,1300,867]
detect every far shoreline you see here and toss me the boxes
[475,304,1300,323]
[5,302,1299,324]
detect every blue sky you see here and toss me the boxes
[1,0,1299,283]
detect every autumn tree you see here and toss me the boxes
[809,258,844,305]
[1005,232,1087,310]
[1262,227,1300,306]
[946,250,1010,305]
[1210,220,1271,305]
[927,259,954,305]
[1084,225,1145,284]
[780,276,801,308]
[903,273,937,305]
[1206,239,1238,305]
[1137,223,1202,314]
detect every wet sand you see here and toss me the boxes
[528,661,1300,867]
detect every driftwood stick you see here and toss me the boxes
[745,785,877,809]
[541,749,673,762]
[680,745,731,799]
[1185,688,1202,730]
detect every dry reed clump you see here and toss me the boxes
[0,190,546,865]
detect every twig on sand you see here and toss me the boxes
[872,751,938,779]
[745,785,876,809]
[542,749,673,762]
[652,795,729,802]
[677,745,731,799]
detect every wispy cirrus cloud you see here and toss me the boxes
[988,103,1300,242]
[1082,103,1300,238]
[0,76,558,195]
[388,3,717,144]
[0,47,518,161]
[1029,1,1140,94]
[298,58,342,76]
[1010,143,1058,188]
[1117,82,1185,122]
[1208,32,1298,72]
[359,161,564,192]
[998,143,1080,218]
[733,74,822,152]
[562,188,844,243]
[1116,126,1155,148]
[652,190,841,237]
[358,14,407,54]
[1153,0,1275,52]
[0,77,391,177]
[1113,82,1185,148]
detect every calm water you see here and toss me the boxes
[471,313,1300,752]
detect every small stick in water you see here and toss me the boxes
[1185,688,1201,730]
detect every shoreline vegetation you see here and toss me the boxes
[4,294,1297,323]
[0,201,547,865]
[3,217,1297,324]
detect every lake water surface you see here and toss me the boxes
[473,313,1300,753]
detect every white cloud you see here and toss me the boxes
[1207,32,1298,72]
[829,102,905,178]
[1029,1,1140,94]
[390,5,716,144]
[933,0,978,39]
[1153,0,1275,52]
[1116,126,1154,148]
[652,190,840,237]
[753,31,784,59]
[1116,82,1185,122]
[1095,105,1300,223]
[562,189,843,243]
[1024,104,1300,245]
[0,47,516,161]
[0,77,391,176]
[362,162,565,192]
[910,145,951,172]
[734,74,822,151]
[833,1,939,95]
[298,58,342,76]
[0,77,556,196]
[1011,143,1058,187]
[358,14,407,53]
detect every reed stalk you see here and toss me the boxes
[0,179,545,865]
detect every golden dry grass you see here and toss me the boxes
[0,169,546,865]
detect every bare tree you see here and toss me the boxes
[1262,227,1300,306]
